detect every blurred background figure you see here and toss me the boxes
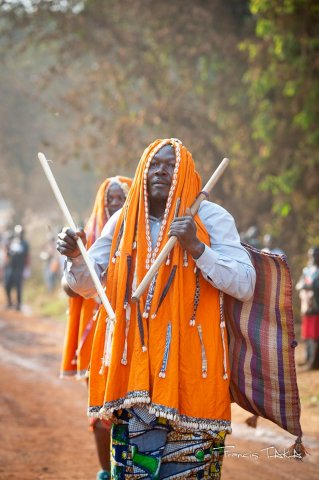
[3,225,30,311]
[60,176,132,480]
[262,233,285,256]
[296,246,319,370]
[0,232,5,282]
[40,233,61,292]
[240,225,262,249]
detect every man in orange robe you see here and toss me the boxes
[58,139,256,479]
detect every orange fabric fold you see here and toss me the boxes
[60,176,132,379]
[88,140,231,430]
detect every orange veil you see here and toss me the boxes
[88,140,231,431]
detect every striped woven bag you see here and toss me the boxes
[224,245,305,455]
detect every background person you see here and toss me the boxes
[60,176,132,480]
[4,225,30,310]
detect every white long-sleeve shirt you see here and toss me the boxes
[64,200,256,301]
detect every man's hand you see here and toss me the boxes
[56,227,86,258]
[168,208,205,259]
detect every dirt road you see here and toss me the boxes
[0,304,318,480]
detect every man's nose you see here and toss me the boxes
[155,164,167,175]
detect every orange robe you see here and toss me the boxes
[88,139,231,431]
[60,176,132,379]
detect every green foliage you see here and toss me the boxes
[261,166,300,194]
[0,0,318,282]
[237,0,319,258]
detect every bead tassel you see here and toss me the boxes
[121,304,131,365]
[158,322,172,378]
[245,414,259,428]
[143,272,158,318]
[189,267,200,326]
[99,316,112,374]
[197,324,208,378]
[287,436,308,460]
[219,291,228,380]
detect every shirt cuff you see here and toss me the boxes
[195,244,218,276]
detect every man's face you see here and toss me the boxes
[147,145,176,206]
[107,184,126,217]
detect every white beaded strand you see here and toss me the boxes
[143,139,182,270]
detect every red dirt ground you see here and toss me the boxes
[0,302,318,480]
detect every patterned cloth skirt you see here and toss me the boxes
[110,407,227,479]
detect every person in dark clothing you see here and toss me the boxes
[4,225,30,310]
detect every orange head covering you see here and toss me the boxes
[85,176,132,248]
[60,176,132,380]
[89,140,231,431]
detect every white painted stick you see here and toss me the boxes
[38,152,115,321]
[131,157,230,302]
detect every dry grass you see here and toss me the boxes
[24,278,68,322]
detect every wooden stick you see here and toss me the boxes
[131,157,230,302]
[38,152,115,321]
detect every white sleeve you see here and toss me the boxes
[196,201,256,301]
